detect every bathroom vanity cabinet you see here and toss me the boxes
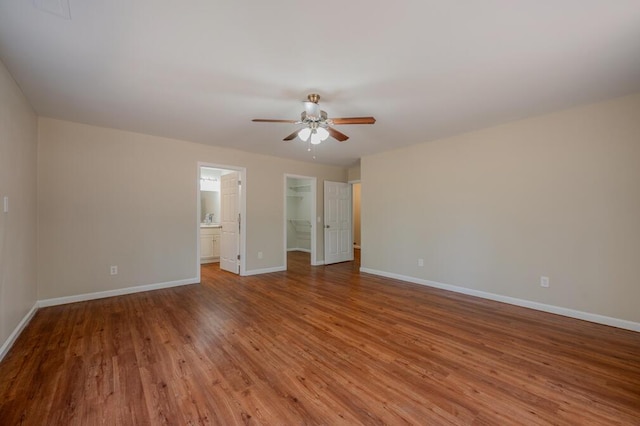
[200,226,221,263]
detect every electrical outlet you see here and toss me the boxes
[258,251,263,259]
[540,276,549,288]
[418,258,424,267]
[110,265,118,275]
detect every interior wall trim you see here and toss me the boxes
[38,278,199,308]
[0,302,39,362]
[1,278,200,361]
[242,266,286,276]
[360,267,640,332]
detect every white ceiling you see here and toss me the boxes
[1,1,639,167]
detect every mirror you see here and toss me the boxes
[200,166,222,224]
[201,190,220,224]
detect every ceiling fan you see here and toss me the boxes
[252,94,376,145]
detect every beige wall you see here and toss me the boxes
[38,118,346,300]
[362,93,640,323]
[348,165,361,182]
[0,60,38,350]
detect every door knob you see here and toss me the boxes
[325,225,330,228]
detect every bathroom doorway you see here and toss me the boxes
[284,174,317,269]
[197,163,246,278]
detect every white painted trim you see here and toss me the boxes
[38,278,199,308]
[242,266,286,276]
[360,268,640,332]
[0,302,39,362]
[311,260,325,266]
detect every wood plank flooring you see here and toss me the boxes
[1,251,639,425]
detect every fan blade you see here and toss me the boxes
[252,119,298,123]
[327,127,349,142]
[283,130,300,141]
[330,117,376,125]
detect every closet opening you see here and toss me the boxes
[284,175,317,269]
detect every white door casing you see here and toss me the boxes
[220,172,240,274]
[324,181,353,265]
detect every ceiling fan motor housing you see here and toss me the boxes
[301,110,328,124]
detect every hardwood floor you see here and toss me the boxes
[1,251,639,425]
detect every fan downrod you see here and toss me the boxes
[307,93,320,104]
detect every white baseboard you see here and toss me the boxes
[360,267,640,332]
[0,302,39,362]
[38,278,199,308]
[312,260,325,266]
[243,266,286,276]
[1,278,199,361]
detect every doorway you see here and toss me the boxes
[352,181,361,266]
[197,163,246,279]
[284,175,317,269]
[352,182,361,249]
[324,180,353,265]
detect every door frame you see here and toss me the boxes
[197,162,247,280]
[349,179,361,250]
[283,174,317,269]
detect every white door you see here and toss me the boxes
[324,181,353,264]
[220,172,240,274]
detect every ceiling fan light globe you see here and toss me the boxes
[298,127,311,141]
[310,133,323,145]
[316,127,329,141]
